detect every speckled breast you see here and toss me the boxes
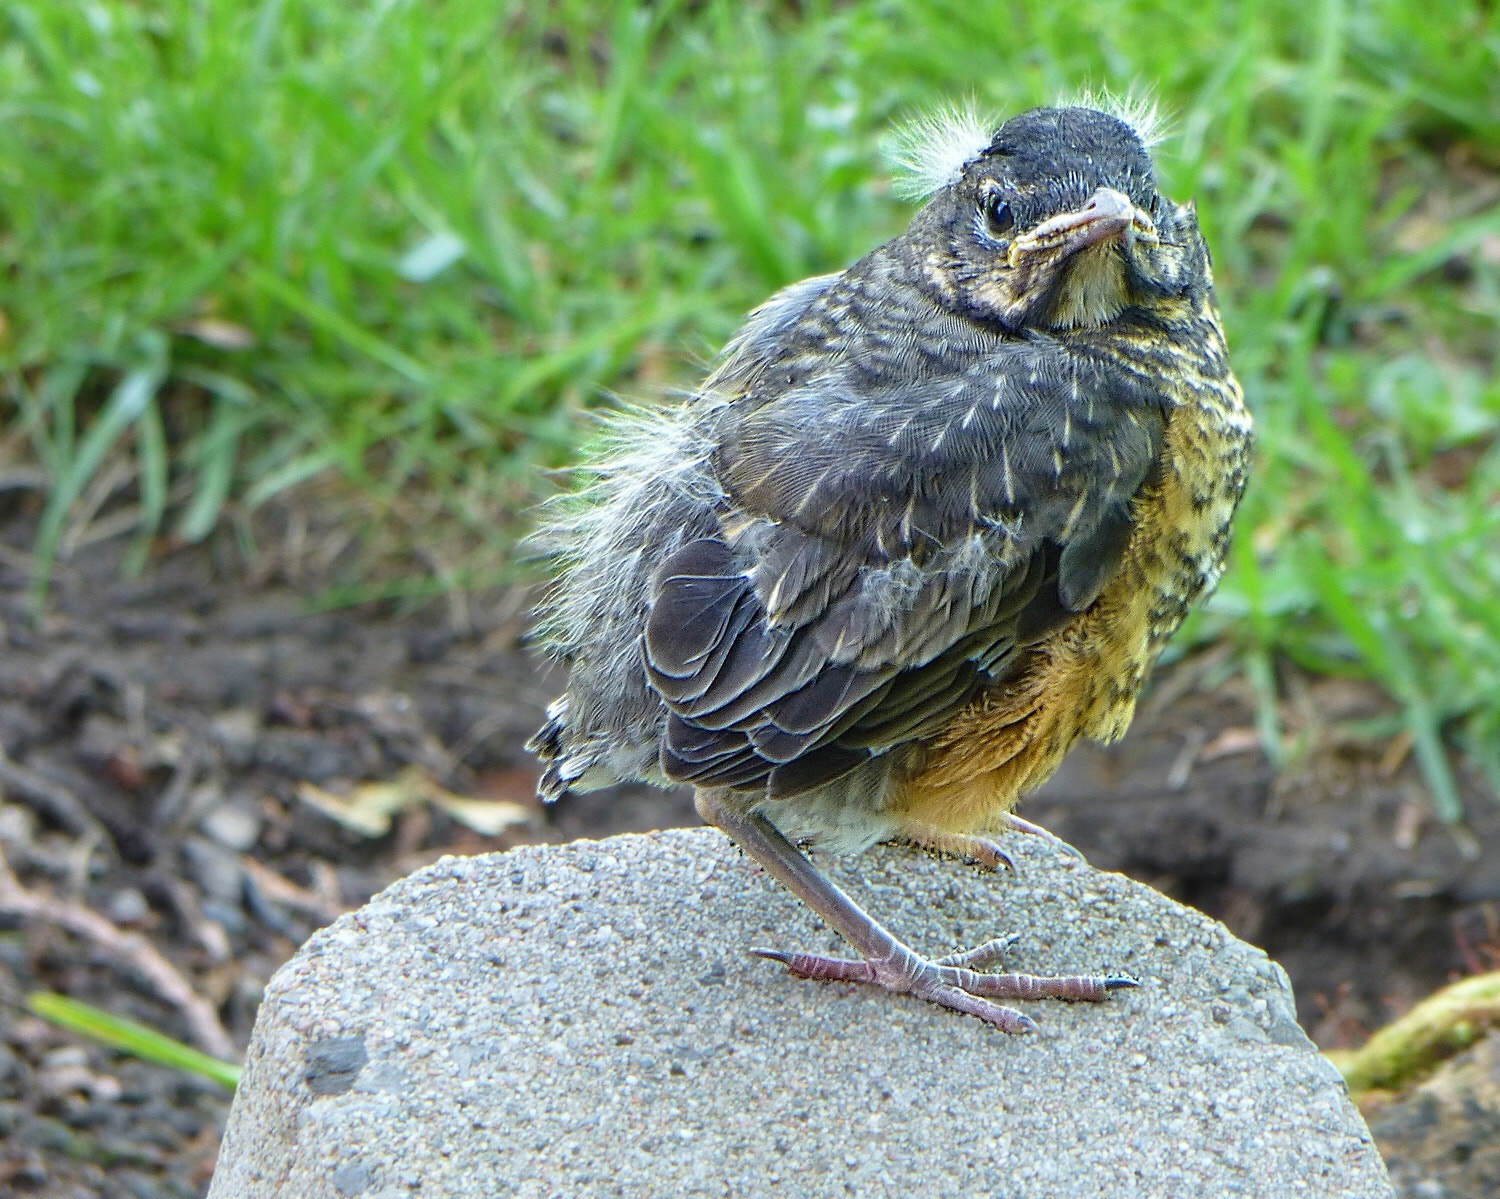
[1044,299,1252,749]
[1140,373,1251,632]
[894,298,1251,833]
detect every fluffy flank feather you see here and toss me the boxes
[527,398,722,658]
[882,101,996,201]
[1067,86,1169,148]
[525,393,729,795]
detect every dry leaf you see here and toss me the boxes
[420,772,533,836]
[296,771,424,837]
[1199,727,1263,761]
[296,766,535,838]
[429,793,533,836]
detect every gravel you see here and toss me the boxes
[1369,1028,1500,1198]
[210,828,1394,1198]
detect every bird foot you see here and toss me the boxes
[751,941,1137,1033]
[933,935,1021,970]
[900,816,1085,872]
[899,826,1015,871]
[698,792,1131,1033]
[999,813,1087,863]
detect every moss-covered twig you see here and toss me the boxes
[1326,971,1500,1097]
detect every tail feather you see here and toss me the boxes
[528,697,620,802]
[526,703,566,761]
[527,700,575,802]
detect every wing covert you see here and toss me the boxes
[647,309,1169,796]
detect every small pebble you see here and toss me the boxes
[0,802,37,848]
[195,915,235,963]
[29,1113,77,1152]
[200,800,262,853]
[107,887,152,926]
[40,1047,90,1071]
[117,1171,172,1199]
[37,1063,123,1106]
[0,1044,24,1099]
[60,1095,117,1128]
[334,1160,372,1195]
[181,837,245,906]
[202,898,249,937]
[211,708,262,755]
[0,939,26,972]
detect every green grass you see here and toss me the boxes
[27,991,241,1090]
[2,0,1498,811]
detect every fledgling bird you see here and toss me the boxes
[528,98,1252,1031]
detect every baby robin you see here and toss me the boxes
[528,98,1251,1031]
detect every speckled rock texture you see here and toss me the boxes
[209,828,1392,1198]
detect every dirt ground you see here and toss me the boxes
[0,499,1496,1197]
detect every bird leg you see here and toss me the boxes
[695,789,1135,1032]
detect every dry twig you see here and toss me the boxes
[240,856,347,927]
[0,846,236,1060]
[0,748,107,840]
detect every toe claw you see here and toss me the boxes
[1001,813,1086,861]
[750,947,875,984]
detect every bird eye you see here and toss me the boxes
[980,190,1014,240]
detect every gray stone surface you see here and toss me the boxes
[209,828,1393,1198]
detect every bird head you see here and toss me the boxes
[891,102,1211,332]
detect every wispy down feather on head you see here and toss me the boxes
[881,101,995,201]
[882,90,1169,203]
[1065,86,1169,148]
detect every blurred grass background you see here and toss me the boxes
[0,0,1497,815]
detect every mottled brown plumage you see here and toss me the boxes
[529,101,1251,1030]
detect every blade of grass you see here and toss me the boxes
[242,445,344,509]
[28,991,242,1090]
[243,266,432,388]
[1301,548,1464,822]
[178,395,250,543]
[31,357,165,612]
[124,398,168,576]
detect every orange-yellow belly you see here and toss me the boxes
[892,369,1251,836]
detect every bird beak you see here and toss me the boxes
[1008,187,1156,268]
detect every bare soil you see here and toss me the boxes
[0,500,1494,1197]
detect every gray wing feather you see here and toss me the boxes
[646,316,1167,795]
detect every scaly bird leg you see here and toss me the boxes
[695,789,1135,1033]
